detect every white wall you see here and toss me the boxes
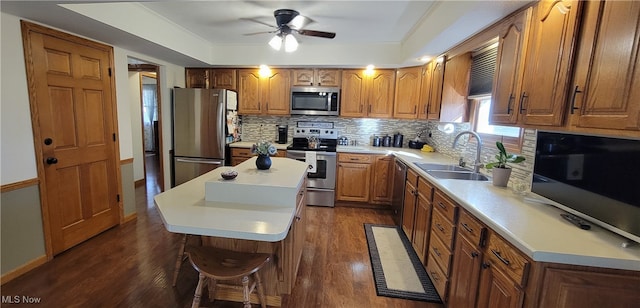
[128,71,144,181]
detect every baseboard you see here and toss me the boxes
[123,212,137,223]
[1,255,47,285]
[134,179,145,187]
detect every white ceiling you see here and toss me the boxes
[1,1,531,68]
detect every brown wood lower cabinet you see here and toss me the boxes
[336,153,393,205]
[477,261,524,308]
[230,148,286,166]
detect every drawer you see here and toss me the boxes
[417,177,434,201]
[428,234,453,275]
[338,153,373,163]
[406,168,419,186]
[231,147,252,157]
[431,209,456,250]
[426,253,448,301]
[486,232,531,287]
[273,150,287,157]
[458,210,486,248]
[433,190,458,223]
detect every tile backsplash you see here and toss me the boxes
[239,115,535,189]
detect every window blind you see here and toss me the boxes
[468,44,498,98]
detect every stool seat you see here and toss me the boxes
[186,246,271,308]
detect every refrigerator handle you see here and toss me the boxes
[175,158,223,165]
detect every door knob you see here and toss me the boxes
[46,157,58,165]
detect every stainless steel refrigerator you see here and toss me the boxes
[172,88,238,186]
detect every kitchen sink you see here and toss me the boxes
[426,170,489,181]
[414,162,468,172]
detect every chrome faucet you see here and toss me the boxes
[452,131,483,173]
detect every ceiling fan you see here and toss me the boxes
[242,9,336,51]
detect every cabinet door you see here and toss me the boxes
[440,53,471,122]
[367,69,396,118]
[316,69,341,87]
[264,69,290,115]
[570,0,640,132]
[477,261,524,308]
[291,69,315,86]
[417,62,433,119]
[336,162,371,202]
[186,68,209,88]
[519,0,582,126]
[211,69,236,90]
[490,8,532,125]
[393,66,422,119]
[412,192,432,265]
[401,180,417,240]
[370,155,394,205]
[448,235,483,308]
[237,69,262,115]
[428,58,445,120]
[340,69,366,117]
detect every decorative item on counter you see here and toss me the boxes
[421,144,435,152]
[338,136,348,146]
[382,135,392,147]
[251,140,278,170]
[220,169,238,180]
[393,132,404,148]
[372,135,381,147]
[484,141,526,187]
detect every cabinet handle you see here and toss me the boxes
[437,202,446,210]
[310,82,313,86]
[433,247,441,257]
[436,223,444,232]
[570,85,582,114]
[430,271,439,281]
[471,251,479,258]
[295,215,301,221]
[491,249,511,266]
[414,105,417,114]
[368,104,372,113]
[265,102,269,111]
[519,92,528,114]
[425,104,429,115]
[359,104,363,113]
[482,262,490,269]
[507,93,515,114]
[461,223,473,233]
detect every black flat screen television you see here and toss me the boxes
[532,131,640,243]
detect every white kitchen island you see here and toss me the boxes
[154,157,308,307]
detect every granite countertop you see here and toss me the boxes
[340,145,640,271]
[154,157,308,242]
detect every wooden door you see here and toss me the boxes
[264,69,290,115]
[22,21,121,255]
[336,162,371,202]
[448,236,483,307]
[401,180,417,240]
[368,69,395,118]
[340,70,366,117]
[237,69,262,114]
[477,262,524,308]
[316,69,341,87]
[393,66,422,119]
[185,68,209,88]
[440,53,471,122]
[412,193,432,264]
[519,0,582,126]
[210,69,236,90]
[417,62,433,119]
[291,69,315,86]
[428,58,446,120]
[490,8,532,125]
[370,155,394,204]
[570,0,640,132]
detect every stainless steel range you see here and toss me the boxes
[286,121,337,207]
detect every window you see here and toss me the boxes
[471,96,523,153]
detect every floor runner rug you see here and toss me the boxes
[364,223,442,303]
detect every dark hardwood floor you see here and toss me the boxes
[1,160,442,308]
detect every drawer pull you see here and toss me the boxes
[438,202,446,210]
[433,247,441,257]
[295,215,301,221]
[482,262,490,269]
[471,251,479,258]
[436,223,444,232]
[461,222,473,233]
[491,249,511,266]
[430,271,439,281]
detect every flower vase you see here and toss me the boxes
[492,167,512,187]
[256,154,272,170]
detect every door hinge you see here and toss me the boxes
[113,133,116,141]
[108,68,112,76]
[117,194,120,202]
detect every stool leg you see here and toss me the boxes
[172,234,188,286]
[207,278,217,302]
[242,276,251,308]
[192,273,206,308]
[254,272,266,308]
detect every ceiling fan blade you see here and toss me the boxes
[297,29,336,39]
[243,30,277,36]
[288,15,314,30]
[239,17,277,29]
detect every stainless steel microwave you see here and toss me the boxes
[290,86,340,116]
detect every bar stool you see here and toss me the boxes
[172,234,202,286]
[186,246,271,308]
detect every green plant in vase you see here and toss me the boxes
[485,141,525,187]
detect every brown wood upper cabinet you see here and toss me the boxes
[291,68,341,87]
[420,58,446,120]
[492,0,582,127]
[237,68,290,115]
[185,68,237,90]
[393,66,423,119]
[340,69,395,118]
[440,53,471,122]
[568,0,640,135]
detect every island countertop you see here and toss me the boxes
[154,157,308,242]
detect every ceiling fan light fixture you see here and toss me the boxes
[284,33,298,52]
[269,35,282,50]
